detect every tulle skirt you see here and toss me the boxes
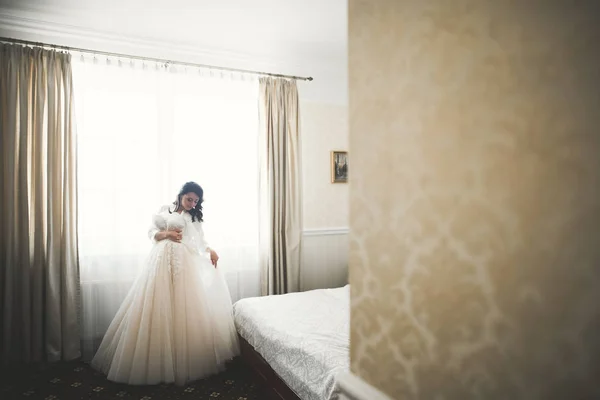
[90,241,240,385]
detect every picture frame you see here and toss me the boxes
[330,150,348,183]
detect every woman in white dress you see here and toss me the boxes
[91,182,240,385]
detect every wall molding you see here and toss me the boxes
[0,6,328,75]
[0,8,304,74]
[303,227,349,237]
[0,6,349,105]
[336,372,394,400]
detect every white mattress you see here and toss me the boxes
[233,285,350,400]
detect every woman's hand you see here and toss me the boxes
[155,229,183,242]
[208,248,219,268]
[167,229,183,242]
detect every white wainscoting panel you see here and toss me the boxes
[301,228,349,291]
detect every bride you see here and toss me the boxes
[91,181,240,385]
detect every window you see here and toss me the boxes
[72,58,260,358]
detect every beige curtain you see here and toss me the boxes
[258,77,303,295]
[0,44,80,365]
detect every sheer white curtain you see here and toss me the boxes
[72,57,260,360]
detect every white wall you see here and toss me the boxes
[298,95,349,291]
[300,100,349,229]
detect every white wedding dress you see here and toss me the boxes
[91,206,240,385]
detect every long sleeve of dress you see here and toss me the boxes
[191,220,210,254]
[148,205,170,244]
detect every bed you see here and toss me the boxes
[233,285,350,400]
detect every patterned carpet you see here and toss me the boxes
[0,358,262,400]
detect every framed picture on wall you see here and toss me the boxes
[331,150,348,183]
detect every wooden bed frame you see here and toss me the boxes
[238,334,301,400]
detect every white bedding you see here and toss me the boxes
[233,285,350,400]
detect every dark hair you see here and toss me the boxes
[170,181,204,222]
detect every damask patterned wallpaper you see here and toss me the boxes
[348,1,600,399]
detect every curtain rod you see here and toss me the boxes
[0,36,314,82]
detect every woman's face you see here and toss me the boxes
[181,192,200,211]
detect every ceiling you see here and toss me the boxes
[0,0,347,77]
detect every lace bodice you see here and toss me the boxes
[153,211,185,232]
[148,206,210,254]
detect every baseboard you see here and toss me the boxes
[336,372,394,400]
